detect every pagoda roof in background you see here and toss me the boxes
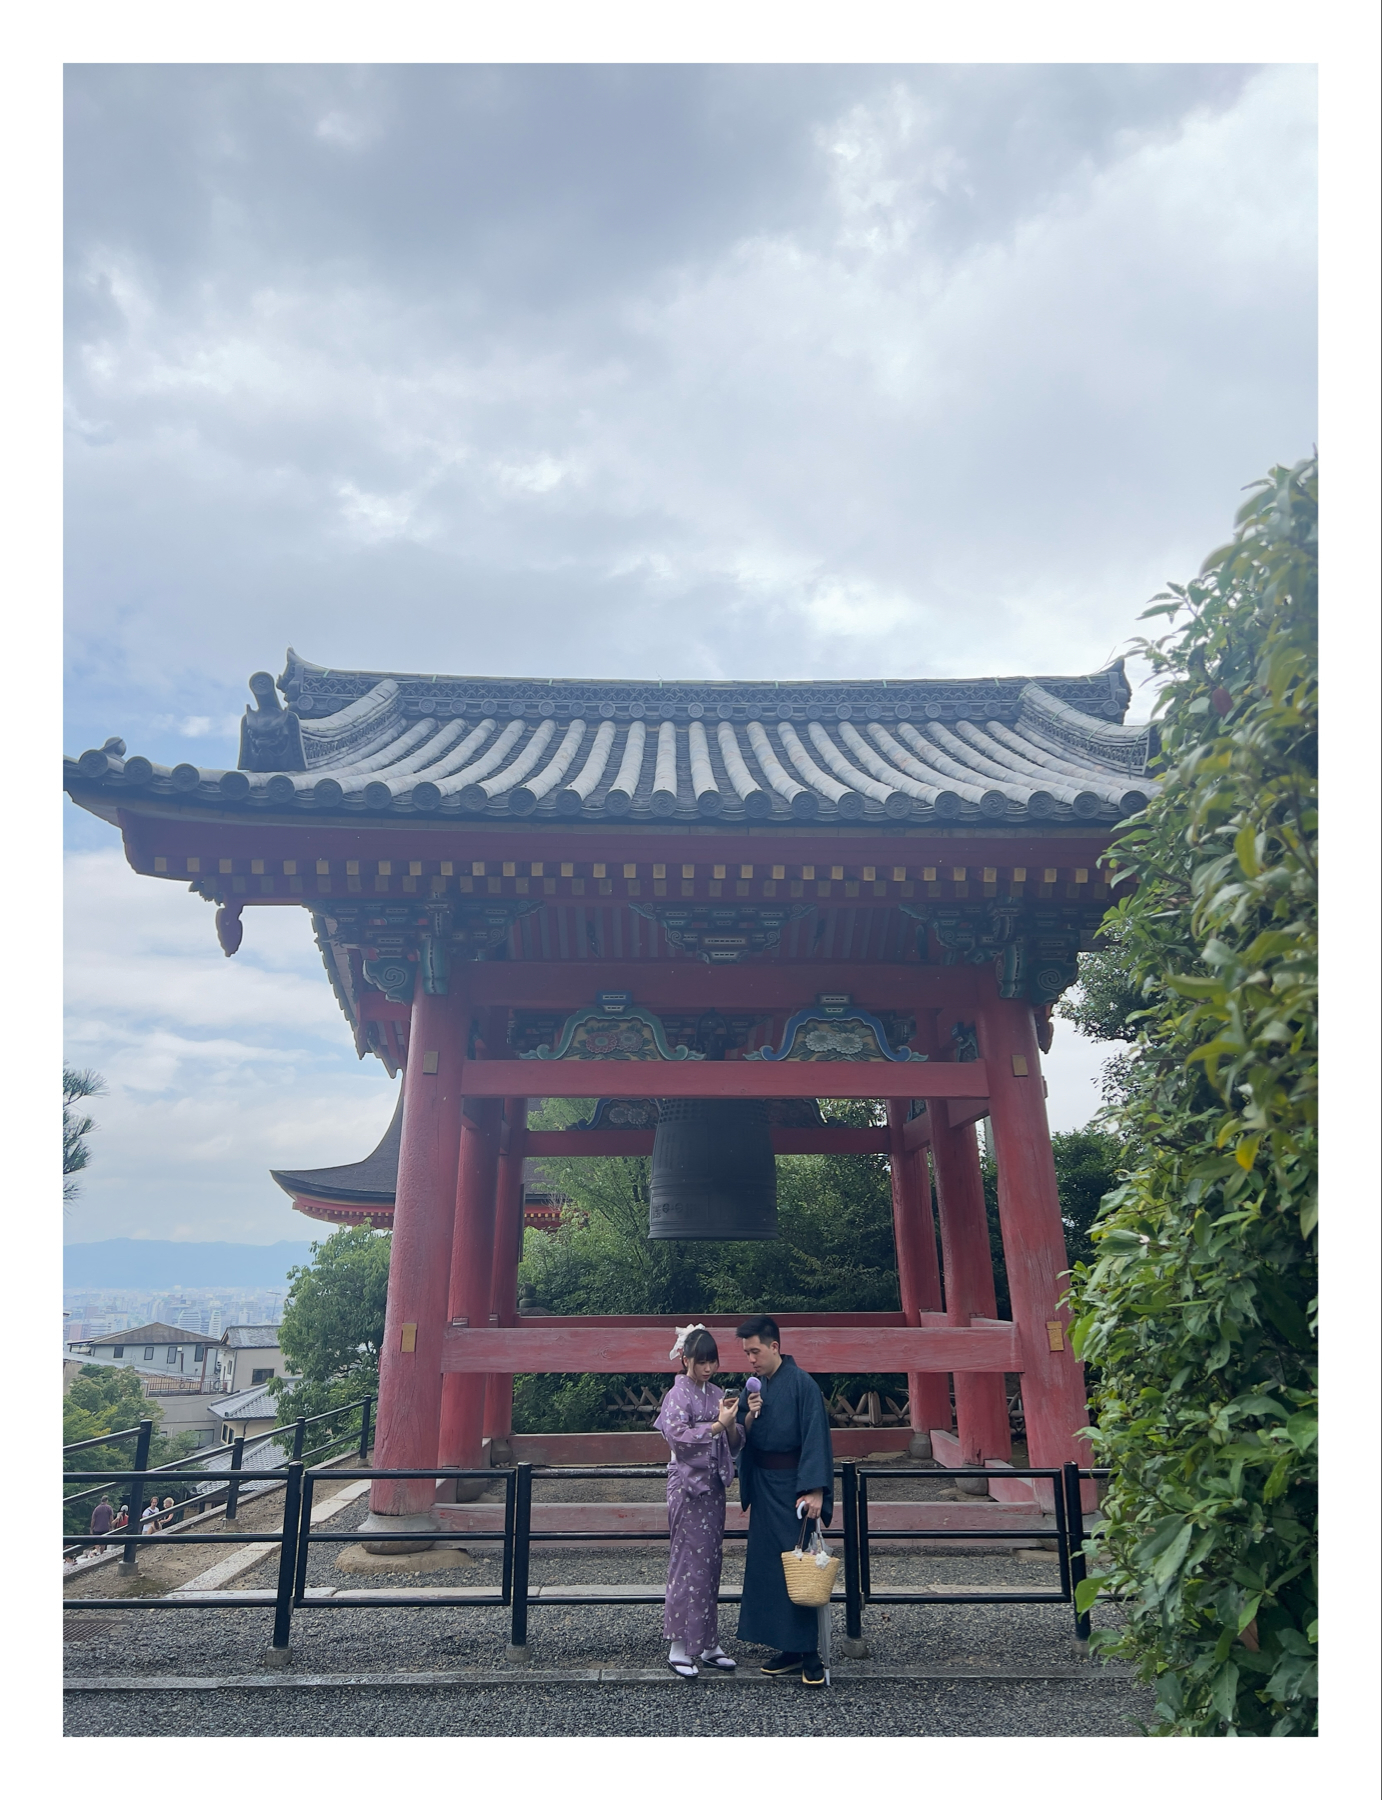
[269,1090,402,1220]
[270,1092,565,1232]
[65,650,1158,831]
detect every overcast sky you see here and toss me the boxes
[62,63,1317,1245]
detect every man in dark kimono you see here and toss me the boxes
[733,1314,834,1685]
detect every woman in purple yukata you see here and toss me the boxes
[654,1324,742,1679]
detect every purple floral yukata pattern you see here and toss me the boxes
[654,1373,738,1657]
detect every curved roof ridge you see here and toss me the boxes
[66,656,1153,826]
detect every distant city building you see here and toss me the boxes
[208,1381,289,1445]
[70,1322,224,1391]
[195,1390,293,1493]
[216,1325,287,1394]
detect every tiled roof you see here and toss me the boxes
[270,1092,402,1208]
[209,1383,287,1420]
[221,1325,281,1349]
[195,1436,287,1486]
[85,1323,223,1347]
[65,651,1157,829]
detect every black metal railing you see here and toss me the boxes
[849,1461,1105,1643]
[64,1451,1106,1663]
[63,1461,509,1661]
[63,1396,375,1561]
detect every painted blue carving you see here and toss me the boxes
[522,1004,704,1062]
[361,951,414,1006]
[570,1097,660,1130]
[748,1005,924,1063]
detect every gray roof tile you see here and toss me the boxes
[65,653,1157,827]
[85,1323,223,1347]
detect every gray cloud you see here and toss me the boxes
[62,66,1316,1239]
[64,63,1314,768]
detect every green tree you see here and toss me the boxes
[270,1225,390,1449]
[63,1364,200,1535]
[514,1099,907,1431]
[1057,924,1146,1044]
[976,1126,1126,1319]
[63,1066,106,1208]
[1066,458,1318,1736]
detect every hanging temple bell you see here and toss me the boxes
[648,1099,779,1241]
[647,1013,778,1241]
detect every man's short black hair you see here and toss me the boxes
[736,1314,780,1346]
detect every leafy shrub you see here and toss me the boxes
[63,1365,200,1535]
[1067,458,1317,1736]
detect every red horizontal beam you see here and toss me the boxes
[441,1323,1021,1374]
[465,962,979,1010]
[512,1312,910,1330]
[521,1126,891,1159]
[462,1059,989,1100]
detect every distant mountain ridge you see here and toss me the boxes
[64,1240,317,1290]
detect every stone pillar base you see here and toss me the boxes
[262,1646,292,1668]
[505,1642,532,1665]
[434,1477,492,1503]
[907,1431,933,1460]
[838,1635,871,1659]
[114,1557,142,1578]
[955,1468,991,1497]
[360,1509,441,1555]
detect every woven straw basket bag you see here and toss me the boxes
[781,1514,840,1608]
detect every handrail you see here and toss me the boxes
[65,1450,1111,1664]
[65,1395,374,1484]
[62,1424,147,1453]
[63,1398,377,1552]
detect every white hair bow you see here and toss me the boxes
[669,1322,707,1363]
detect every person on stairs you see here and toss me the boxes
[654,1325,742,1679]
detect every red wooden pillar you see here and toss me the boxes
[367,981,470,1533]
[483,1098,528,1444]
[885,1101,951,1435]
[928,1105,1013,1465]
[437,1096,503,1470]
[976,989,1091,1485]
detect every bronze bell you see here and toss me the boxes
[648,1098,779,1240]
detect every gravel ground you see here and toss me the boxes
[66,1472,1147,1735]
[65,1490,1126,1676]
[65,1678,1152,1738]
